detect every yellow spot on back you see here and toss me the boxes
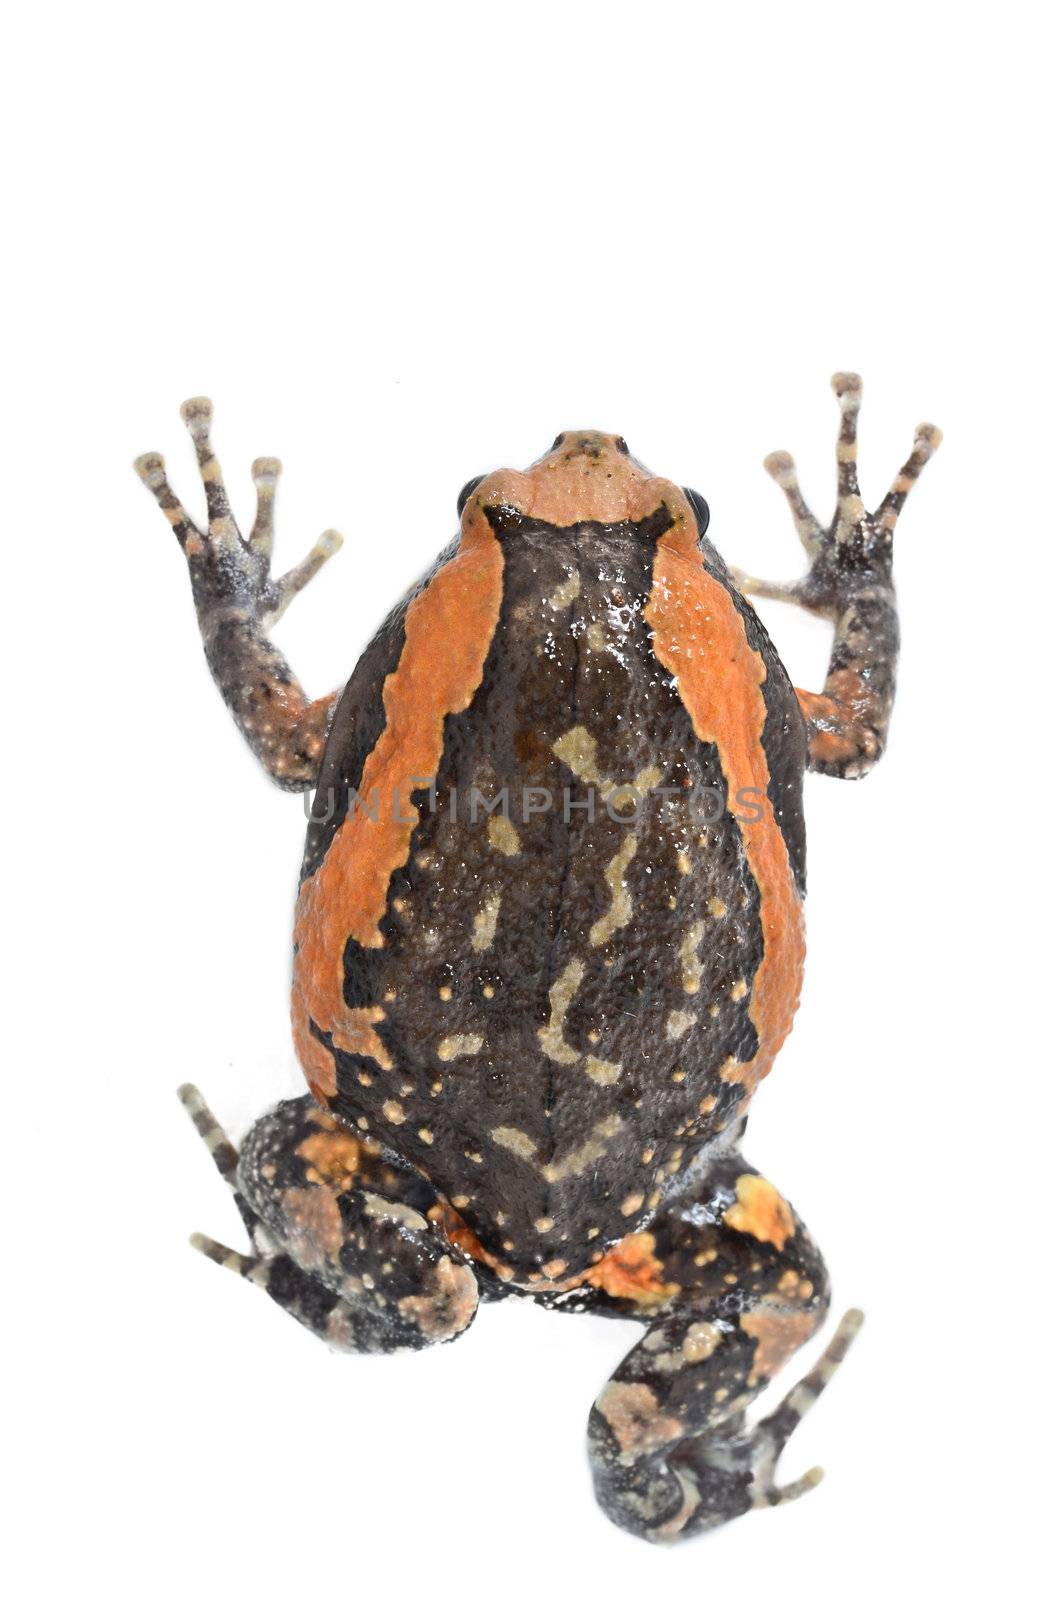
[491,1126,537,1160]
[471,893,502,952]
[552,726,660,808]
[538,958,584,1064]
[666,1009,695,1041]
[552,726,603,788]
[487,814,521,856]
[437,1034,483,1061]
[541,1115,625,1183]
[590,834,638,947]
[585,1055,622,1085]
[680,921,706,994]
[549,569,581,609]
[382,1100,406,1125]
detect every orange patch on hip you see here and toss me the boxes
[427,1199,500,1271]
[583,1231,679,1306]
[296,1124,368,1190]
[292,517,505,1100]
[723,1173,796,1251]
[645,523,805,1102]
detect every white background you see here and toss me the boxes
[4,3,1057,1596]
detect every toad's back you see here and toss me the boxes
[291,452,807,1281]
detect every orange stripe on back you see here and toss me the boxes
[292,515,505,1100]
[645,525,805,1104]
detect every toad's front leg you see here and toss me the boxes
[135,400,343,789]
[732,374,941,778]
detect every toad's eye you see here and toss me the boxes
[551,433,566,450]
[614,437,630,455]
[682,486,710,535]
[457,475,485,517]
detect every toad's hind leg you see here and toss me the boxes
[585,1156,861,1542]
[179,1087,479,1352]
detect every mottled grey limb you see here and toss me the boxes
[733,374,941,779]
[136,399,343,789]
[183,1093,481,1354]
[178,1082,269,1246]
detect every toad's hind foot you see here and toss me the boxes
[590,1304,863,1544]
[586,1155,863,1542]
[745,1307,864,1510]
[178,1086,480,1354]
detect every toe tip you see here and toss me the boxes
[252,456,282,484]
[831,371,863,402]
[134,451,165,487]
[317,528,344,557]
[764,449,796,483]
[180,396,214,436]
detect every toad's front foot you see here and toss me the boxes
[136,399,342,628]
[731,374,942,777]
[733,373,940,617]
[135,400,343,787]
